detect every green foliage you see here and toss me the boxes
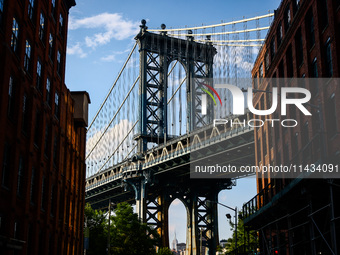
[224,210,258,254]
[84,203,108,255]
[157,247,174,255]
[110,202,159,255]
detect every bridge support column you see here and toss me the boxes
[186,190,219,255]
[124,177,148,221]
[136,180,147,220]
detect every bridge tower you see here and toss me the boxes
[135,20,216,153]
[128,20,224,255]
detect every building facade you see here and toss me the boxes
[243,0,340,254]
[0,0,90,255]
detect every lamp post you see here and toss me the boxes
[206,200,238,253]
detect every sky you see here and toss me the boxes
[65,0,281,244]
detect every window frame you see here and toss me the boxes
[24,40,32,73]
[28,0,34,21]
[36,58,43,91]
[39,12,45,42]
[11,17,19,53]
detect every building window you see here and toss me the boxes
[275,113,280,141]
[292,132,299,157]
[24,40,32,73]
[53,134,58,167]
[265,52,270,71]
[28,0,34,21]
[269,130,273,150]
[46,78,51,106]
[51,0,56,18]
[39,12,45,41]
[50,185,55,216]
[257,137,261,164]
[295,29,303,67]
[284,6,291,31]
[284,144,289,163]
[17,156,24,196]
[41,176,46,211]
[254,74,259,89]
[296,0,300,7]
[311,57,318,78]
[263,132,267,157]
[319,0,329,30]
[30,168,36,204]
[270,37,275,61]
[294,0,300,14]
[327,94,337,137]
[8,76,15,117]
[49,33,53,60]
[36,59,42,91]
[302,122,309,147]
[277,22,282,46]
[279,60,284,77]
[14,221,18,239]
[259,62,263,77]
[59,14,63,37]
[34,111,41,147]
[286,45,293,77]
[44,124,49,157]
[1,143,10,188]
[325,38,333,77]
[22,93,28,133]
[54,91,59,118]
[57,50,61,76]
[307,11,315,49]
[0,0,4,24]
[11,17,19,53]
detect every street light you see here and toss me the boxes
[206,200,238,252]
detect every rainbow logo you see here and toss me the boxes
[200,83,222,106]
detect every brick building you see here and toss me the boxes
[243,0,340,254]
[0,0,90,254]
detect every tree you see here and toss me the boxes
[157,247,174,255]
[110,202,159,255]
[224,211,258,254]
[84,203,108,255]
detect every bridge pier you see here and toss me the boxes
[128,177,221,255]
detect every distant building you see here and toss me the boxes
[177,242,186,254]
[0,0,90,255]
[243,0,340,254]
[171,231,178,252]
[219,239,228,248]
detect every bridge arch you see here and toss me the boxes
[167,60,187,137]
[168,198,189,253]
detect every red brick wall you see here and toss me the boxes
[0,0,86,254]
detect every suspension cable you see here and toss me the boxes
[86,76,140,159]
[96,120,139,173]
[149,13,274,32]
[87,42,137,131]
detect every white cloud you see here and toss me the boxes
[100,48,131,62]
[69,12,139,48]
[86,119,137,176]
[100,54,116,62]
[67,43,87,58]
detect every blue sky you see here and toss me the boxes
[65,0,281,244]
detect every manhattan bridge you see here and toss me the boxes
[85,12,273,255]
